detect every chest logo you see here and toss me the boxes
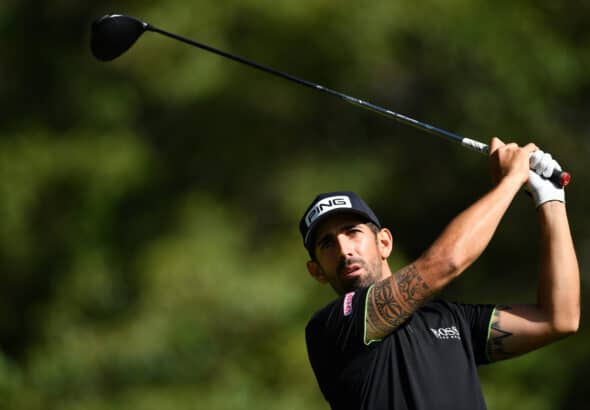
[343,292,355,316]
[430,326,461,340]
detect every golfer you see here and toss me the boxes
[300,138,579,409]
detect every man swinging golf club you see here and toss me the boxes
[89,14,578,408]
[300,138,579,410]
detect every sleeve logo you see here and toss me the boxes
[343,291,355,316]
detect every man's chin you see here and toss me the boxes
[342,275,374,292]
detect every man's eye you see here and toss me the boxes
[319,238,334,249]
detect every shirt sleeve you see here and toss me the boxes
[453,303,495,365]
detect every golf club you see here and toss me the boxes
[90,13,571,187]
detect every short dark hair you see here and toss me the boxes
[366,221,380,235]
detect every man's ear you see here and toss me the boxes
[307,260,328,284]
[377,228,393,259]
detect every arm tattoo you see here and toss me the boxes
[488,305,514,361]
[366,264,431,339]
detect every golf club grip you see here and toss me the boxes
[461,139,570,187]
[551,169,571,187]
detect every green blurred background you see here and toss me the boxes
[1,1,588,409]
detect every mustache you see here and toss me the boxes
[337,257,366,275]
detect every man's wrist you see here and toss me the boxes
[498,173,525,194]
[537,200,566,213]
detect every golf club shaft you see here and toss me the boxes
[148,25,486,152]
[146,24,570,187]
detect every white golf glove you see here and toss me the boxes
[526,150,565,208]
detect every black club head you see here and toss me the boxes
[91,14,148,61]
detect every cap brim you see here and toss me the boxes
[304,209,377,251]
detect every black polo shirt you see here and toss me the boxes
[306,287,495,410]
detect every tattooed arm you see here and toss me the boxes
[487,202,580,361]
[366,138,536,342]
[366,264,431,340]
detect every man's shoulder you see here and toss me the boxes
[418,299,496,327]
[420,298,487,312]
[308,297,488,322]
[306,298,338,328]
[306,296,457,331]
[420,299,459,311]
[306,289,370,331]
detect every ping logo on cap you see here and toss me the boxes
[305,195,352,227]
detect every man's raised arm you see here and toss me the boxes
[487,170,580,360]
[366,138,536,342]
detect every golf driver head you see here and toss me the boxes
[91,14,149,61]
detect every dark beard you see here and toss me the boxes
[338,256,382,291]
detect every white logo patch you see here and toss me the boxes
[305,195,352,227]
[430,326,461,340]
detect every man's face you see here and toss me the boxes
[307,214,392,295]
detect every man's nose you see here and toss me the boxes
[336,234,354,256]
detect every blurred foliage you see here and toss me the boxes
[1,0,589,409]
